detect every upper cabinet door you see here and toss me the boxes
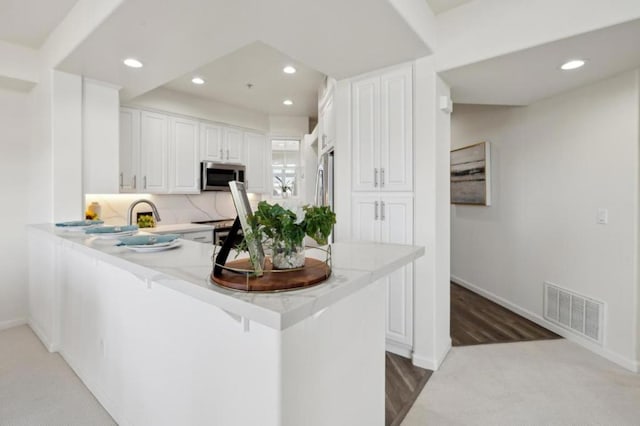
[200,123,223,162]
[119,108,140,193]
[244,131,268,194]
[352,76,380,191]
[380,66,413,192]
[223,127,244,163]
[140,111,169,193]
[169,117,200,194]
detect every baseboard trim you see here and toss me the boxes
[0,318,27,331]
[386,340,413,358]
[411,339,452,371]
[451,275,640,373]
[28,317,58,352]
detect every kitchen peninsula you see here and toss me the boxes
[27,225,424,426]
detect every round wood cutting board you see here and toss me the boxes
[211,257,331,292]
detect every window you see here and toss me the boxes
[272,139,300,197]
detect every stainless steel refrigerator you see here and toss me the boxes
[315,150,334,242]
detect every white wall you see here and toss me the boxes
[451,70,640,371]
[412,57,452,370]
[128,87,270,133]
[51,71,83,222]
[268,115,309,138]
[0,88,31,329]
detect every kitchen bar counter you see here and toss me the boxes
[143,222,215,234]
[28,224,423,330]
[27,224,424,426]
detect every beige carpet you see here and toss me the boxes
[0,325,116,426]
[403,339,640,426]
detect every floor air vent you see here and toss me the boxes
[543,281,604,344]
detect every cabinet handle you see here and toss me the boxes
[143,176,147,190]
[226,149,230,160]
[133,175,137,190]
[119,172,123,188]
[381,201,386,221]
[374,201,379,220]
[374,168,378,188]
[193,236,206,241]
[381,168,385,188]
[220,148,223,159]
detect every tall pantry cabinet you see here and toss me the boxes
[350,64,414,357]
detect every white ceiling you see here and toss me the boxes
[57,0,431,101]
[440,18,640,105]
[163,42,325,117]
[4,0,637,111]
[0,0,78,48]
[425,0,472,15]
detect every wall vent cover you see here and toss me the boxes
[543,281,604,344]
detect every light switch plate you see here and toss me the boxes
[597,208,608,225]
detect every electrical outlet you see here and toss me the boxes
[597,208,608,225]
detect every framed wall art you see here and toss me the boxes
[451,141,491,206]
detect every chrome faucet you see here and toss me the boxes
[127,199,162,226]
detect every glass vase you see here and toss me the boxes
[271,242,305,269]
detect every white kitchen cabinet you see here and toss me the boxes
[244,131,268,194]
[119,108,140,193]
[140,110,169,193]
[352,65,412,192]
[201,122,243,163]
[83,79,120,194]
[200,122,223,162]
[121,108,201,195]
[351,193,414,355]
[223,127,244,163]
[169,116,200,194]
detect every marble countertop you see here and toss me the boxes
[142,223,215,234]
[30,224,424,331]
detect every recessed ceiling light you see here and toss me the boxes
[123,58,143,68]
[283,99,293,106]
[283,65,296,74]
[560,59,586,71]
[192,77,205,85]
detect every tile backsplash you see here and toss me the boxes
[85,192,260,225]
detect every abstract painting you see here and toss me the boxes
[451,141,491,205]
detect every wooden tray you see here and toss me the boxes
[211,257,331,292]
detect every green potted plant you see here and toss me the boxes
[241,201,336,269]
[274,176,293,198]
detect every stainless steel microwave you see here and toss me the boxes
[201,162,245,191]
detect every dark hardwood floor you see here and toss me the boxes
[385,352,432,426]
[451,282,561,346]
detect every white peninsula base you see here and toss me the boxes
[28,225,423,426]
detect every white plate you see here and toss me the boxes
[124,240,182,253]
[62,225,101,232]
[93,230,138,239]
